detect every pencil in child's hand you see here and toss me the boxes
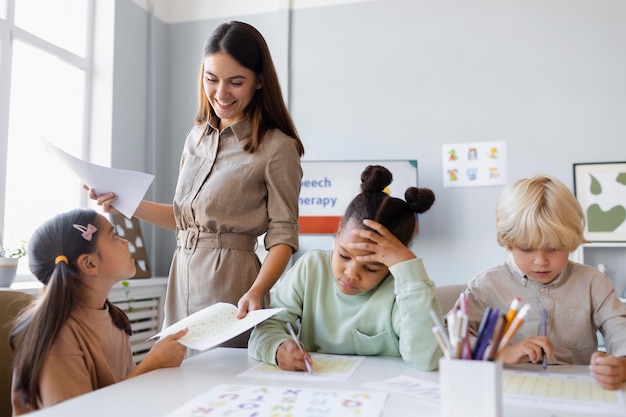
[286,322,313,375]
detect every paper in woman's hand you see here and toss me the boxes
[151,302,284,351]
[41,138,154,218]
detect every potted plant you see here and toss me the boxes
[0,238,27,287]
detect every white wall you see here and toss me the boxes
[112,0,626,285]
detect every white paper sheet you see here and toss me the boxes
[165,383,387,417]
[240,353,365,382]
[503,369,626,416]
[151,302,284,351]
[362,370,626,416]
[42,138,154,218]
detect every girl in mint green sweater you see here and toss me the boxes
[248,165,443,371]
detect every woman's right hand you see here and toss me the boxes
[82,184,120,214]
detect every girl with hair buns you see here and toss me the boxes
[10,209,187,414]
[248,165,443,371]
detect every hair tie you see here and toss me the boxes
[55,255,68,265]
[73,223,97,241]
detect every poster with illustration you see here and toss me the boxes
[442,141,507,188]
[574,162,626,241]
[299,160,417,233]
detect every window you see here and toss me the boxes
[0,0,94,278]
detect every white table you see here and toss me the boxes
[28,348,625,416]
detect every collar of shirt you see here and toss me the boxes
[504,251,568,288]
[207,113,252,142]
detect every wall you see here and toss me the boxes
[112,0,626,285]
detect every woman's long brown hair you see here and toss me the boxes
[194,21,304,156]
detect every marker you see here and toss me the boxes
[503,297,521,334]
[495,303,530,360]
[286,322,313,375]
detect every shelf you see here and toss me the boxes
[581,242,626,248]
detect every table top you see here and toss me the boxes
[28,348,624,417]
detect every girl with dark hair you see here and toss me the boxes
[10,209,187,414]
[248,165,443,372]
[85,21,304,349]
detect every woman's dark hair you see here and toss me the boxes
[340,165,436,245]
[10,208,131,410]
[194,20,304,156]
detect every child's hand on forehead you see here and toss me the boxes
[349,219,416,267]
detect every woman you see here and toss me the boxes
[87,21,304,349]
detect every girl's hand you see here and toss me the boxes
[126,328,188,380]
[276,339,313,372]
[498,336,553,365]
[82,184,120,215]
[146,328,188,368]
[590,352,626,390]
[349,219,416,267]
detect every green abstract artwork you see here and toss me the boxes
[575,163,626,241]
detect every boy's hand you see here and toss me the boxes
[499,336,553,365]
[276,339,313,372]
[590,352,626,390]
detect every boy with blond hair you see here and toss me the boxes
[460,175,626,390]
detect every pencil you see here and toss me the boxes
[495,303,530,360]
[432,325,452,358]
[486,313,506,361]
[286,322,313,374]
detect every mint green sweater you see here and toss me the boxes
[248,249,443,371]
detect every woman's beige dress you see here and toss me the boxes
[166,116,301,349]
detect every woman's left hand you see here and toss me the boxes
[236,290,262,318]
[349,219,416,268]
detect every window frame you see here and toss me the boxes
[0,0,95,278]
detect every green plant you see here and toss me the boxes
[121,280,135,312]
[0,238,27,258]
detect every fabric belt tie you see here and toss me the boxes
[177,230,257,253]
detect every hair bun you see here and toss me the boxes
[405,187,436,214]
[361,165,392,193]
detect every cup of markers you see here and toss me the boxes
[432,295,531,417]
[430,295,529,361]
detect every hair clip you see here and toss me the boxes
[73,223,98,241]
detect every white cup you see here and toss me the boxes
[439,358,503,417]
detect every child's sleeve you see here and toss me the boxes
[593,276,626,357]
[391,258,443,371]
[248,267,305,365]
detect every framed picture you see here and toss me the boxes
[110,214,152,278]
[573,162,626,242]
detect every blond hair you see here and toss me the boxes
[496,175,587,252]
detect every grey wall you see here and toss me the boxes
[111,0,626,285]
